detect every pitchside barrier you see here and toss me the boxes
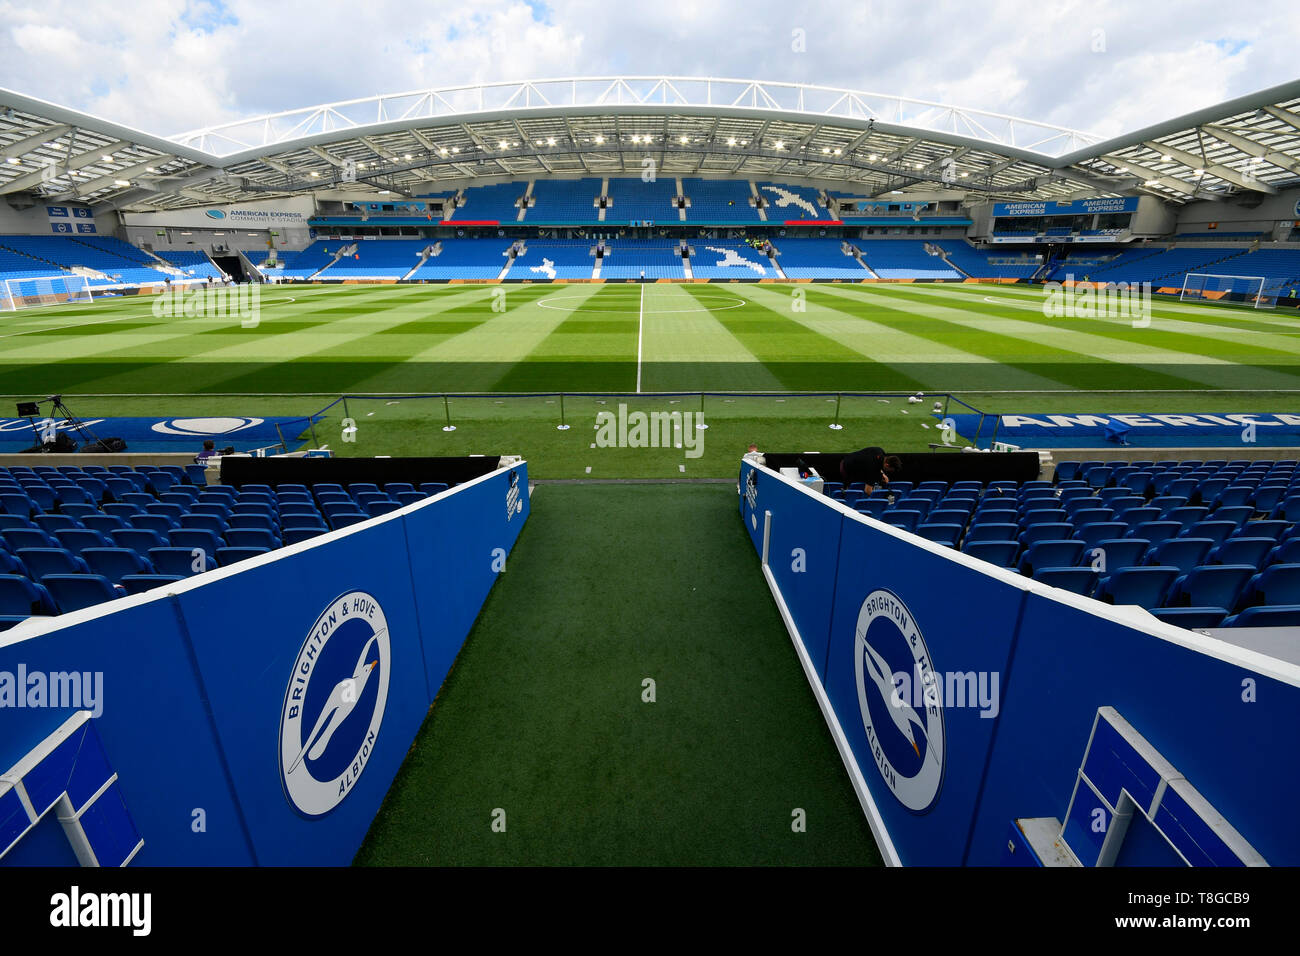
[739,459,1299,866]
[0,461,529,866]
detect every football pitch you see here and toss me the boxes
[3,281,1297,476]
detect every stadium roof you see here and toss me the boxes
[2,76,1299,213]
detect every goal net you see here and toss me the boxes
[1,275,94,312]
[1179,272,1275,309]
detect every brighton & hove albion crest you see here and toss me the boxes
[279,591,390,817]
[854,588,945,812]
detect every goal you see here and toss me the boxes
[1179,272,1275,309]
[0,275,94,311]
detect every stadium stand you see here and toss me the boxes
[680,178,761,223]
[450,182,528,221]
[859,240,962,279]
[0,463,466,629]
[407,239,511,280]
[154,249,223,279]
[512,240,597,280]
[604,177,679,223]
[934,241,1042,279]
[815,456,1300,628]
[275,242,342,278]
[601,239,685,279]
[772,238,870,278]
[689,240,772,278]
[315,238,430,279]
[527,178,602,222]
[0,235,170,286]
[755,182,830,220]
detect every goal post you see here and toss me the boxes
[1179,272,1275,310]
[0,275,94,312]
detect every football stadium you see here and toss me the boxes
[2,41,1300,889]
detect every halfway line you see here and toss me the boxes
[636,282,645,393]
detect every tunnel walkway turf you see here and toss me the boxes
[355,483,881,865]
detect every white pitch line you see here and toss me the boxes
[636,282,645,394]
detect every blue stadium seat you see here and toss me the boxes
[216,546,270,567]
[1222,605,1300,627]
[81,548,154,585]
[1147,538,1214,575]
[1212,506,1253,528]
[1053,461,1081,482]
[147,547,213,576]
[33,514,82,535]
[1264,538,1300,567]
[1091,538,1150,573]
[1095,567,1178,609]
[916,523,962,547]
[0,574,56,617]
[883,510,924,533]
[42,574,121,613]
[103,502,143,521]
[1019,540,1084,576]
[179,513,226,536]
[961,540,1018,567]
[225,528,279,550]
[1020,523,1075,548]
[964,523,1018,543]
[419,482,449,496]
[109,528,168,553]
[280,513,328,530]
[1238,520,1287,542]
[1068,507,1113,527]
[1182,521,1236,546]
[1166,565,1255,611]
[327,512,368,530]
[927,508,970,528]
[1149,607,1227,628]
[0,514,33,531]
[13,547,89,579]
[2,528,56,552]
[365,500,402,518]
[282,526,327,546]
[1032,567,1098,595]
[1149,496,1189,517]
[169,529,222,561]
[81,514,128,535]
[52,528,113,556]
[1074,523,1127,550]
[1129,521,1180,547]
[0,494,35,518]
[1235,564,1300,610]
[146,502,186,523]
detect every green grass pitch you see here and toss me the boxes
[2,281,1294,477]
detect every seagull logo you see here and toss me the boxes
[287,633,384,775]
[859,636,938,768]
[280,592,391,817]
[854,588,945,812]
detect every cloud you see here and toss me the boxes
[0,0,1296,144]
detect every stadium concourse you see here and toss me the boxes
[1,76,1299,869]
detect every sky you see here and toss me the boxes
[0,0,1296,141]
